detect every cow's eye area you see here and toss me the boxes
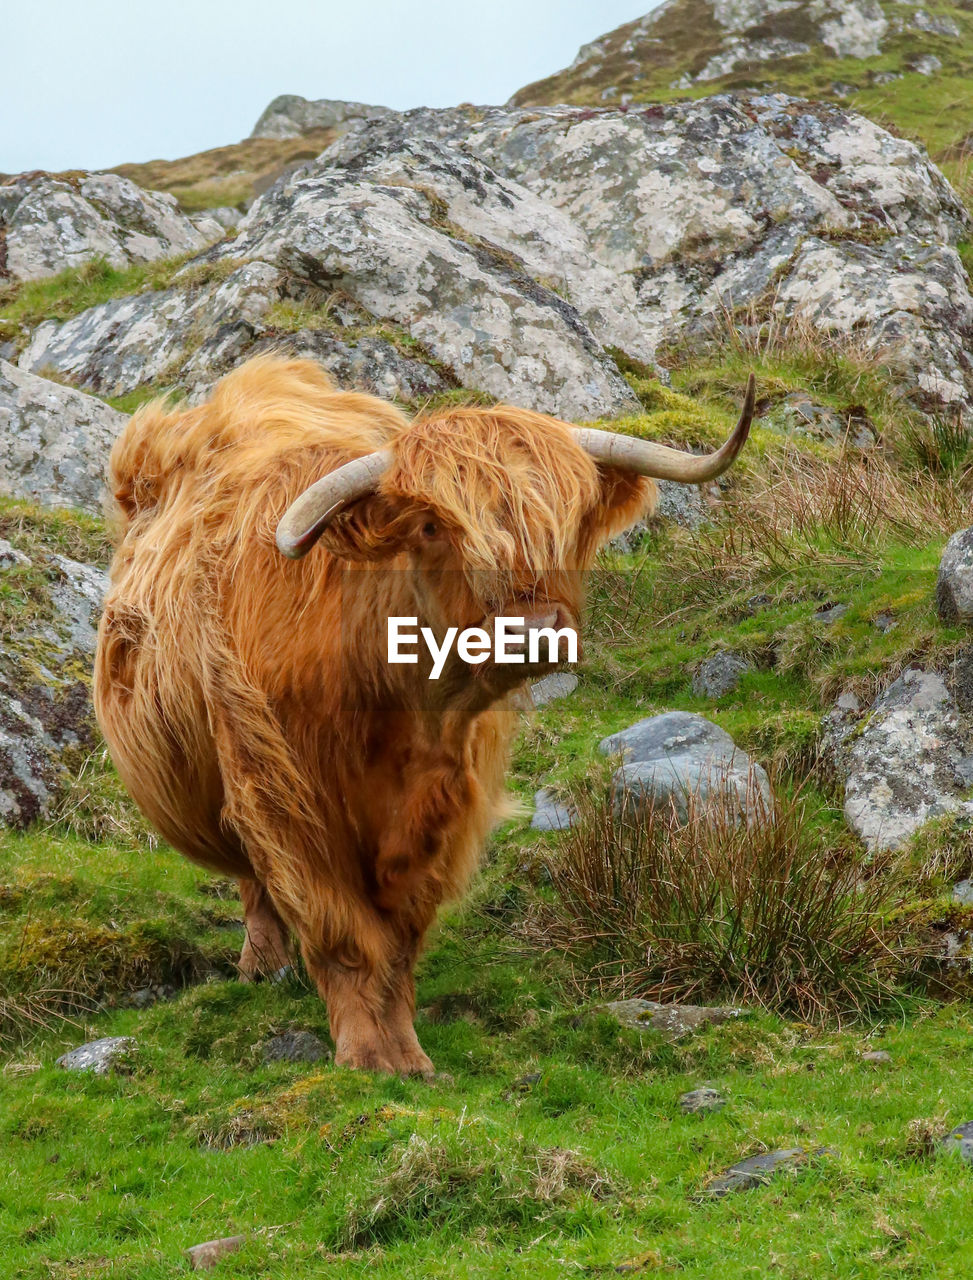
[421,521,439,540]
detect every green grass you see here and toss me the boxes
[3,823,973,1278]
[0,257,194,349]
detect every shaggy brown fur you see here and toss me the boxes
[94,356,653,1074]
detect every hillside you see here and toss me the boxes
[512,0,973,198]
[4,42,973,1280]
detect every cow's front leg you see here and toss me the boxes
[312,960,402,1073]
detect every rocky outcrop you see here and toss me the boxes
[511,0,970,124]
[0,172,223,282]
[824,668,973,852]
[0,535,107,826]
[250,94,393,140]
[0,360,124,512]
[16,96,972,423]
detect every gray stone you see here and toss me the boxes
[0,361,126,513]
[56,1036,135,1075]
[702,1147,828,1197]
[692,651,751,699]
[860,1049,892,1065]
[531,787,576,832]
[0,172,221,282]
[530,673,578,707]
[761,392,875,448]
[941,1120,973,1166]
[873,613,897,633]
[679,1087,726,1114]
[0,539,30,570]
[599,711,735,763]
[599,998,743,1039]
[0,540,108,827]
[260,1030,330,1064]
[186,1236,246,1271]
[937,529,973,624]
[600,711,772,826]
[907,54,943,75]
[953,880,973,907]
[824,667,973,852]
[814,602,849,624]
[250,94,392,140]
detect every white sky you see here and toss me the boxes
[3,1,657,173]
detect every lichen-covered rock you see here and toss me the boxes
[208,147,639,420]
[824,668,973,852]
[679,1087,726,1114]
[250,93,392,140]
[936,528,973,624]
[0,360,124,512]
[14,94,972,420]
[760,391,875,448]
[19,261,284,398]
[56,1036,135,1074]
[598,997,744,1038]
[692,651,752,699]
[0,539,107,826]
[260,1030,330,1064]
[0,171,222,282]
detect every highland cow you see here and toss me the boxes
[94,357,753,1075]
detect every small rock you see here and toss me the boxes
[860,1050,892,1065]
[835,691,860,714]
[679,1087,726,1114]
[702,1147,828,1197]
[186,1235,246,1271]
[0,538,30,570]
[873,613,897,633]
[761,392,874,448]
[530,788,576,832]
[260,1030,330,1064]
[941,1121,973,1165]
[907,53,942,75]
[692,650,751,699]
[530,672,578,707]
[937,529,973,624]
[598,998,743,1040]
[56,1036,136,1075]
[814,602,848,624]
[503,1070,542,1100]
[953,880,973,906]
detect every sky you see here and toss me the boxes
[3,1,657,174]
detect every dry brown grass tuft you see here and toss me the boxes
[530,784,922,1022]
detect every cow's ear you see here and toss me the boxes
[314,493,412,562]
[581,470,657,553]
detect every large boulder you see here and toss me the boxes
[599,710,772,824]
[824,668,973,852]
[0,172,223,282]
[936,528,973,624]
[0,534,108,826]
[0,360,124,512]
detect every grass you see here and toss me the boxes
[5,318,973,1272]
[3,822,973,1278]
[0,256,191,348]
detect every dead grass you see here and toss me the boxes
[340,1131,616,1248]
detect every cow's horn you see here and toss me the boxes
[276,447,394,559]
[572,374,756,483]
